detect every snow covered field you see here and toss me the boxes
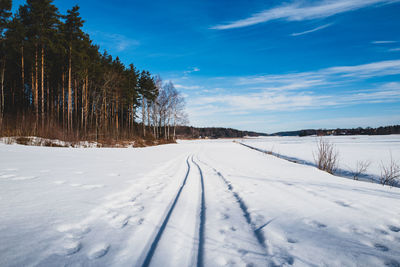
[1,138,400,266]
[242,135,400,181]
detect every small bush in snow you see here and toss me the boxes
[314,138,339,174]
[352,160,371,180]
[380,154,400,187]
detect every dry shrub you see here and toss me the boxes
[380,153,400,187]
[352,160,371,180]
[314,138,339,174]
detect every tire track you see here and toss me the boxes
[196,157,268,250]
[191,157,206,267]
[141,156,192,267]
[141,155,206,267]
[197,157,297,266]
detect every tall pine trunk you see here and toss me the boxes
[41,45,45,130]
[0,59,4,126]
[62,71,65,129]
[21,45,24,106]
[35,45,39,130]
[68,45,72,131]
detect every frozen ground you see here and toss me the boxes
[242,135,400,181]
[0,138,400,266]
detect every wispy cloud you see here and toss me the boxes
[389,47,400,52]
[183,67,200,75]
[189,82,400,114]
[174,84,201,90]
[181,59,400,121]
[237,60,400,88]
[91,31,139,52]
[372,40,398,44]
[211,0,399,30]
[291,23,333,36]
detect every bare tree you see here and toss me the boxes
[313,138,339,174]
[351,160,371,180]
[380,153,400,187]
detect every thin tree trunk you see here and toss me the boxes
[142,97,145,136]
[85,74,88,133]
[81,78,84,130]
[116,95,119,138]
[41,45,44,130]
[147,103,150,135]
[173,121,176,140]
[62,71,65,129]
[0,59,5,123]
[74,79,77,128]
[68,45,72,131]
[21,45,24,105]
[35,45,38,130]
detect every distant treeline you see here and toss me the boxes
[0,0,186,143]
[175,126,267,139]
[273,125,400,137]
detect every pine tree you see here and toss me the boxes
[0,0,12,127]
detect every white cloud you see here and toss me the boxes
[291,23,333,36]
[389,47,400,52]
[372,40,398,44]
[211,0,399,30]
[326,60,400,77]
[184,67,201,75]
[237,60,400,88]
[91,31,140,52]
[189,82,400,115]
[174,84,201,90]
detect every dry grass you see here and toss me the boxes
[313,138,339,174]
[351,160,371,180]
[380,153,400,187]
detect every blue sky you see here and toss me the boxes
[12,0,400,133]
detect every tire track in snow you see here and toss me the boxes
[141,156,192,267]
[140,156,206,267]
[191,157,206,267]
[197,157,297,266]
[196,158,268,250]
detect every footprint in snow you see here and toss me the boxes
[287,238,298,244]
[335,200,351,207]
[389,225,400,233]
[304,219,327,229]
[218,212,230,220]
[384,259,400,267]
[57,224,91,237]
[109,214,130,229]
[376,229,389,235]
[63,241,82,255]
[88,243,110,259]
[136,218,144,225]
[374,243,389,252]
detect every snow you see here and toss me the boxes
[1,137,400,266]
[242,135,400,181]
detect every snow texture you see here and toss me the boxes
[0,136,400,266]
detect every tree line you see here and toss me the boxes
[273,125,400,137]
[0,0,187,143]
